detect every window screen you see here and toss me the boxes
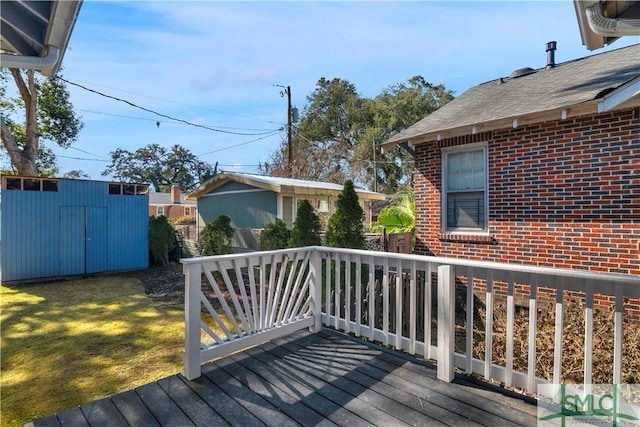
[443,146,487,231]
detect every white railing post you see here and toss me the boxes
[437,264,455,382]
[308,249,323,333]
[184,262,202,380]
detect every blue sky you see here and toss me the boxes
[13,1,638,184]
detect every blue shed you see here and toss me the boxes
[0,176,149,284]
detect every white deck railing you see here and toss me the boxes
[181,246,640,394]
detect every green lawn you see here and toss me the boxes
[1,276,185,427]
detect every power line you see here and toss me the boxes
[72,79,283,125]
[55,154,109,162]
[58,77,283,136]
[198,130,284,157]
[78,109,277,132]
[66,145,109,160]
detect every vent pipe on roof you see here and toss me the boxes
[585,2,640,36]
[546,41,557,69]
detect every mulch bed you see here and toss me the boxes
[121,263,186,306]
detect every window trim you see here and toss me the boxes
[441,142,489,235]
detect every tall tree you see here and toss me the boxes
[0,69,83,176]
[326,180,365,249]
[361,76,454,193]
[261,76,454,193]
[262,77,368,184]
[289,199,322,248]
[103,143,217,192]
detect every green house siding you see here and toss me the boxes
[198,189,278,229]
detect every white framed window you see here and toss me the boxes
[317,200,329,213]
[442,143,488,233]
[157,206,164,216]
[184,206,191,216]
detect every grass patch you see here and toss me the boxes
[1,276,185,427]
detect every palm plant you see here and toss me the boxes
[371,186,415,234]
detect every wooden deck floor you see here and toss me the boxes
[27,329,538,426]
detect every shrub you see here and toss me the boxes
[199,215,234,255]
[173,215,196,225]
[289,199,322,248]
[260,219,289,250]
[326,180,364,249]
[149,215,177,266]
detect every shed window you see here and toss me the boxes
[123,184,136,195]
[442,144,488,232]
[1,176,59,192]
[108,183,148,196]
[109,184,122,194]
[42,180,58,192]
[4,177,22,190]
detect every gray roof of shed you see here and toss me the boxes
[383,43,640,148]
[187,171,386,200]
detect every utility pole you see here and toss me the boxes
[276,84,293,175]
[373,139,377,192]
[286,86,292,174]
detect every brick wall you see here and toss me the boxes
[413,107,640,276]
[149,205,197,220]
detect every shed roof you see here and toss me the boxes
[187,171,386,201]
[383,43,640,150]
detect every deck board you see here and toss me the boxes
[27,328,538,427]
[110,390,161,426]
[157,376,231,426]
[229,350,371,426]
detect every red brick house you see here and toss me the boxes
[382,43,639,277]
[149,184,197,221]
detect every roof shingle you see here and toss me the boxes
[383,44,640,148]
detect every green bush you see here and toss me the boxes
[260,219,289,250]
[199,215,234,256]
[289,199,322,248]
[149,215,177,266]
[173,215,196,225]
[326,180,364,249]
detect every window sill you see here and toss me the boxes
[438,233,497,244]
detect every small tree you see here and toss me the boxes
[326,180,365,249]
[289,199,322,248]
[260,219,289,250]
[149,215,177,266]
[199,215,234,255]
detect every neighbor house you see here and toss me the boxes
[149,184,197,221]
[0,176,149,283]
[382,43,639,278]
[187,171,386,249]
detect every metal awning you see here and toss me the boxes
[0,0,82,76]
